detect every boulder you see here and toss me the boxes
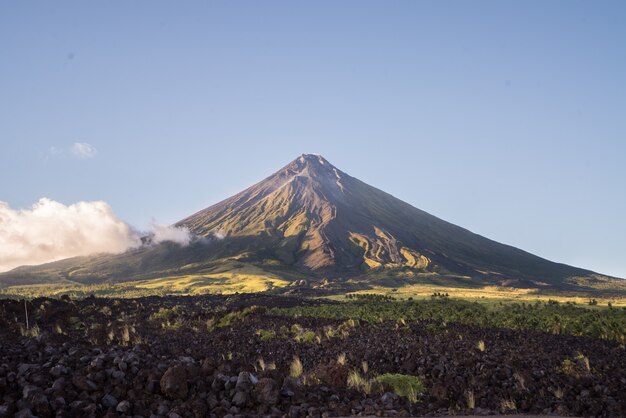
[235,371,256,393]
[253,378,279,405]
[160,365,188,400]
[231,391,248,407]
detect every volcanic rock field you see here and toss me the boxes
[1,295,625,417]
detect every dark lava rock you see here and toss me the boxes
[101,394,118,408]
[116,400,131,414]
[160,364,188,400]
[72,375,97,392]
[232,390,249,407]
[235,371,256,393]
[254,377,279,405]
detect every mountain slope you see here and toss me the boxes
[175,154,600,287]
[0,154,621,291]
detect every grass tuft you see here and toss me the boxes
[290,356,303,378]
[337,352,347,366]
[347,370,372,394]
[465,389,475,410]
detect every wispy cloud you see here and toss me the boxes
[70,142,98,158]
[46,142,98,160]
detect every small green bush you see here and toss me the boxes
[256,329,276,341]
[149,306,182,321]
[294,330,316,343]
[375,373,424,403]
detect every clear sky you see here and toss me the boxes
[1,1,625,278]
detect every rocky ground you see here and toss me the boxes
[0,294,624,417]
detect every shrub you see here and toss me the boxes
[149,306,181,321]
[575,352,591,372]
[217,306,263,328]
[290,323,304,334]
[561,353,590,377]
[323,325,338,339]
[294,330,317,343]
[375,373,424,403]
[256,329,276,341]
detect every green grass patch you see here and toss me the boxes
[256,329,277,341]
[294,330,317,343]
[375,373,424,403]
[149,306,182,321]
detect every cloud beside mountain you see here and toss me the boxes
[0,198,190,272]
[150,221,192,246]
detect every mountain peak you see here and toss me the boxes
[281,154,344,185]
[288,153,332,172]
[299,153,327,163]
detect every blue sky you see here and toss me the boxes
[1,1,625,277]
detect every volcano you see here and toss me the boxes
[0,154,621,292]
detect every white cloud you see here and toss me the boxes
[150,222,192,246]
[0,198,197,273]
[70,142,97,158]
[0,198,142,272]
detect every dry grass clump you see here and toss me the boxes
[347,370,372,394]
[499,398,517,413]
[552,386,565,399]
[256,357,277,372]
[19,323,40,337]
[465,389,475,410]
[290,356,303,378]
